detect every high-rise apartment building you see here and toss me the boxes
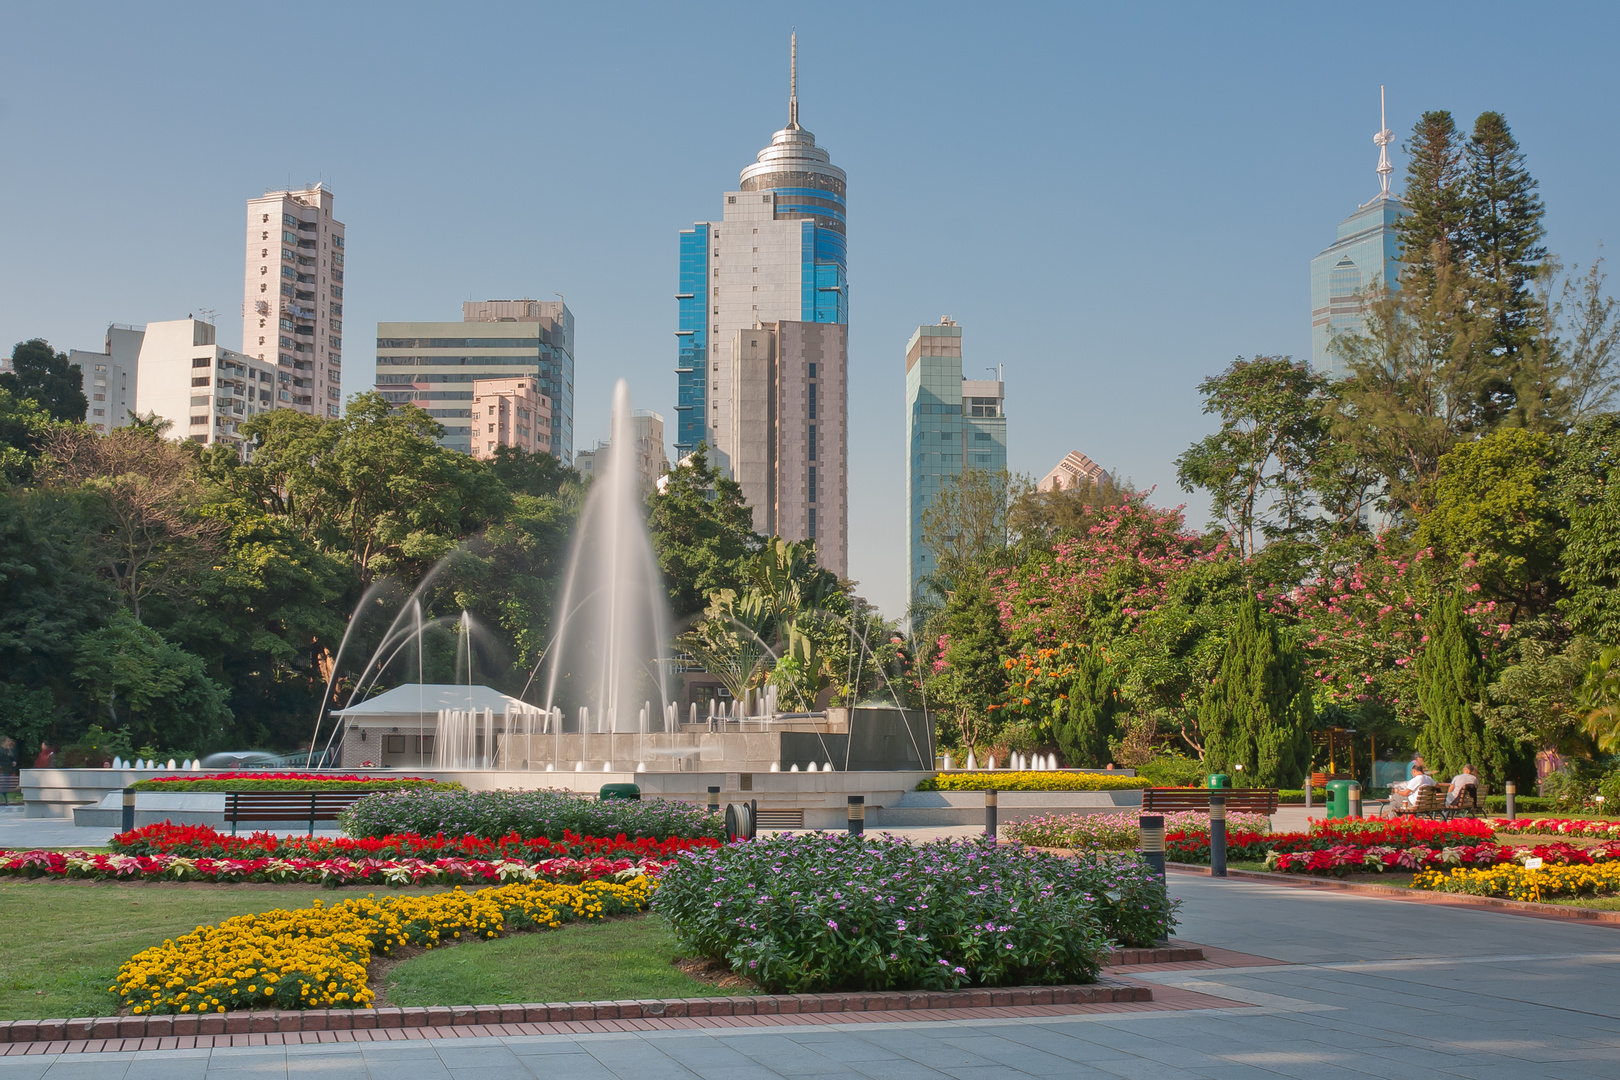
[575,409,670,490]
[242,185,345,417]
[905,319,1006,607]
[71,324,145,434]
[470,377,552,460]
[673,34,848,576]
[1310,90,1407,377]
[375,300,575,460]
[134,318,277,448]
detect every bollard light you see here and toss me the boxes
[1139,814,1166,881]
[708,785,720,814]
[121,785,136,834]
[985,789,999,839]
[1348,781,1362,819]
[847,795,865,837]
[1505,780,1517,821]
[1208,794,1227,878]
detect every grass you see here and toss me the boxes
[0,879,455,1021]
[382,915,747,1006]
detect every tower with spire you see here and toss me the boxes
[672,33,849,576]
[1309,86,1408,377]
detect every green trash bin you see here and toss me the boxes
[1206,774,1231,789]
[1325,779,1352,819]
[599,783,641,801]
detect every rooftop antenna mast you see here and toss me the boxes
[788,30,798,129]
[1374,85,1394,199]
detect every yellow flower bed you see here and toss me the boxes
[112,877,652,1015]
[917,771,1149,792]
[1412,861,1620,902]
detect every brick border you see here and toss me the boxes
[1168,863,1620,925]
[0,979,1154,1045]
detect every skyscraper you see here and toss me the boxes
[905,319,1006,608]
[375,300,574,460]
[242,185,345,417]
[1310,89,1407,377]
[674,34,848,576]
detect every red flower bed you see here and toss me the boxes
[109,822,719,862]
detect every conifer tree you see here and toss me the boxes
[1396,111,1468,292]
[1199,599,1312,787]
[1414,594,1510,782]
[1055,644,1117,767]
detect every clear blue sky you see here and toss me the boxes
[5,2,1618,619]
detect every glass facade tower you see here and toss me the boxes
[905,319,1006,608]
[1309,197,1404,377]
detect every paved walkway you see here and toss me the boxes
[6,871,1620,1078]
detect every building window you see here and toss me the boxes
[808,508,816,539]
[808,383,817,419]
[808,424,816,460]
[808,466,816,504]
[385,735,406,755]
[808,363,816,378]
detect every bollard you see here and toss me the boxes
[1139,814,1165,881]
[847,795,865,837]
[1505,781,1516,821]
[985,789,998,838]
[1348,782,1362,819]
[1208,794,1227,878]
[708,785,720,814]
[121,785,135,834]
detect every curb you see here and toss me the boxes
[1167,863,1620,925]
[0,975,1165,1045]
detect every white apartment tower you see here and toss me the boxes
[70,324,146,434]
[242,185,345,417]
[673,34,849,576]
[134,318,277,448]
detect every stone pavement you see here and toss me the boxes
[7,871,1620,1078]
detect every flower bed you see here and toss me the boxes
[1489,818,1620,840]
[133,772,458,793]
[654,833,1176,994]
[112,878,652,1014]
[1005,810,1272,851]
[1166,830,1273,863]
[339,788,725,842]
[916,771,1151,792]
[0,847,672,887]
[1413,861,1620,901]
[108,822,717,862]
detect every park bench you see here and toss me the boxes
[1390,782,1484,821]
[1142,787,1279,815]
[225,790,376,836]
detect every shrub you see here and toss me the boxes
[654,833,1176,994]
[1134,754,1206,787]
[134,773,455,793]
[917,771,1149,792]
[339,788,724,842]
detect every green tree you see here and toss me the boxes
[0,388,57,487]
[1198,599,1312,788]
[1,339,86,422]
[73,609,232,751]
[647,444,760,619]
[487,446,579,498]
[1054,645,1118,768]
[1007,470,1134,550]
[1415,427,1561,619]
[924,578,1009,752]
[1553,415,1620,644]
[1397,111,1469,293]
[918,467,1020,606]
[1553,256,1620,420]
[1414,594,1509,782]
[1175,356,1328,562]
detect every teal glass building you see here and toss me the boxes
[1309,196,1404,377]
[905,319,1006,608]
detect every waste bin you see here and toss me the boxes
[1207,773,1231,789]
[1325,779,1353,819]
[599,783,641,801]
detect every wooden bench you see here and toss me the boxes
[1142,787,1279,815]
[1390,782,1484,821]
[225,790,376,836]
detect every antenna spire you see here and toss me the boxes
[789,31,799,129]
[1374,84,1394,198]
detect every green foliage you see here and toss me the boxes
[0,388,57,487]
[1053,644,1119,768]
[340,788,724,842]
[1135,753,1207,787]
[131,777,453,792]
[1556,415,1620,643]
[72,609,232,751]
[1199,599,1312,788]
[647,444,760,619]
[923,577,1008,751]
[1464,111,1549,392]
[918,467,1019,604]
[55,724,135,767]
[1,339,86,423]
[1416,427,1562,616]
[0,682,55,760]
[1415,595,1510,782]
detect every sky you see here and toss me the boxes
[4,2,1619,620]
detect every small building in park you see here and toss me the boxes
[331,683,543,769]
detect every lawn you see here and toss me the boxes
[0,879,455,1021]
[381,916,749,1006]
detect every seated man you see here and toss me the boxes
[1446,764,1478,807]
[1389,766,1437,813]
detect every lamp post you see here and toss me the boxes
[984,789,998,838]
[1209,794,1227,878]
[1139,814,1165,881]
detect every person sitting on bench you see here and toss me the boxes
[1390,765,1436,812]
[1446,764,1477,807]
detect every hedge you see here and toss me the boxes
[917,771,1150,792]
